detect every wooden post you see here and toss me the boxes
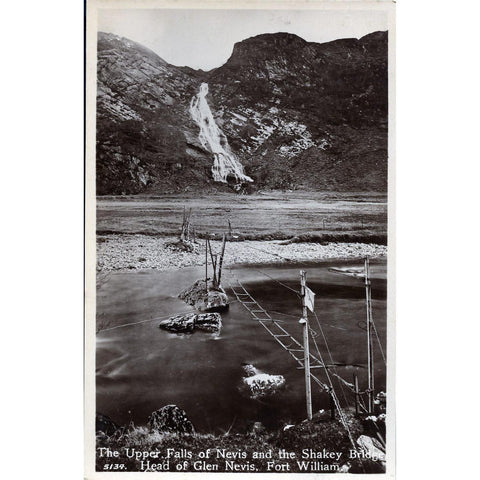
[205,237,208,293]
[187,209,192,242]
[365,257,375,413]
[212,256,218,288]
[207,239,217,287]
[181,207,193,242]
[329,390,335,419]
[300,270,312,420]
[217,234,226,288]
[354,373,359,415]
[180,206,186,242]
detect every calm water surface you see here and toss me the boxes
[96,259,387,433]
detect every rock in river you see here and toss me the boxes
[148,405,195,434]
[179,279,229,311]
[194,312,223,332]
[242,364,285,399]
[159,312,222,333]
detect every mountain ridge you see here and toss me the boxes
[96,30,388,195]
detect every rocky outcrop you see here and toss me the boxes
[159,312,222,333]
[194,312,222,331]
[374,390,387,411]
[248,421,266,437]
[96,33,212,195]
[356,435,386,464]
[96,413,119,435]
[179,279,229,311]
[159,314,195,333]
[96,31,388,194]
[147,405,195,434]
[242,364,285,399]
[96,405,386,473]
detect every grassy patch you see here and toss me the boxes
[96,411,385,473]
[96,192,387,243]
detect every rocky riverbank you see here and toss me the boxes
[96,234,387,272]
[96,404,386,473]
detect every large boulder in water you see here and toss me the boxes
[195,313,223,332]
[159,313,196,333]
[159,312,222,333]
[179,279,228,311]
[242,364,285,399]
[147,405,195,434]
[204,289,229,311]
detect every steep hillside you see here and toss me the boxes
[96,33,211,194]
[95,31,388,194]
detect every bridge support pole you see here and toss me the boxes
[329,390,335,419]
[365,257,375,414]
[354,373,359,415]
[205,236,208,293]
[300,270,313,420]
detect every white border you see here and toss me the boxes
[5,2,480,480]
[84,1,395,479]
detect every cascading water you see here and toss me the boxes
[190,83,253,184]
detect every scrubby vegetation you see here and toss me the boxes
[96,410,385,473]
[96,191,387,242]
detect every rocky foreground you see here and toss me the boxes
[97,235,387,272]
[96,404,386,473]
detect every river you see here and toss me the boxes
[96,259,387,434]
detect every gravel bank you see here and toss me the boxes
[97,235,387,272]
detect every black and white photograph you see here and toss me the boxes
[85,0,395,476]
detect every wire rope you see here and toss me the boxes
[311,310,351,408]
[98,310,196,332]
[371,317,387,365]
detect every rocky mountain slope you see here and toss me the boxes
[96,31,388,195]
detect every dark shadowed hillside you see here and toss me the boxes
[96,31,388,195]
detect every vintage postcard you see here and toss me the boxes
[85,0,395,477]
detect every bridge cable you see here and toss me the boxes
[98,309,197,332]
[240,242,293,262]
[307,324,358,452]
[371,317,387,365]
[311,309,351,408]
[251,268,301,296]
[225,265,358,453]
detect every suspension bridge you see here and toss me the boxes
[223,255,387,452]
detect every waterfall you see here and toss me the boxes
[190,83,253,184]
